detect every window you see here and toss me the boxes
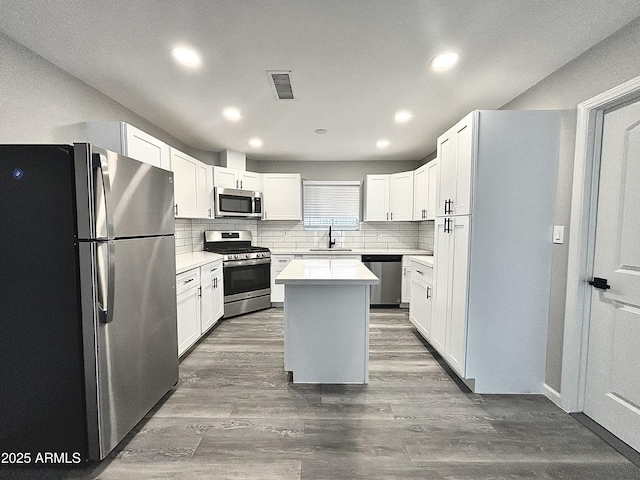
[303,181,360,230]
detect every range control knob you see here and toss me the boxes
[244,253,251,259]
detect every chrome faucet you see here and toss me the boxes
[328,225,336,249]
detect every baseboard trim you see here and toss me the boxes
[543,383,563,408]
[571,413,640,467]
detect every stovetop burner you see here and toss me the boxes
[203,230,270,261]
[207,246,270,254]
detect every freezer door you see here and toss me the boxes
[74,143,175,239]
[80,235,178,459]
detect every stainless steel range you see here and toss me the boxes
[204,231,271,318]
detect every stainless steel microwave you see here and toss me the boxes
[214,187,263,218]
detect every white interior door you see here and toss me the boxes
[584,98,640,452]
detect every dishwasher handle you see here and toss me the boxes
[361,255,403,262]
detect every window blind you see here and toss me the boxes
[303,181,360,230]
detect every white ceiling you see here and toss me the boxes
[1,1,639,162]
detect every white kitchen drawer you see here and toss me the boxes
[410,260,433,284]
[200,260,222,281]
[273,255,295,269]
[176,268,200,295]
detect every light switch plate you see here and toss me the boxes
[553,226,565,244]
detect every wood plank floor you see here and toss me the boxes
[4,308,640,479]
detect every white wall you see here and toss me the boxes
[246,159,423,180]
[500,16,640,392]
[0,32,216,164]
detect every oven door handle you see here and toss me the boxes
[225,258,271,267]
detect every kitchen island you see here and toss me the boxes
[275,258,379,384]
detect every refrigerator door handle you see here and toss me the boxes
[92,153,114,239]
[96,240,116,323]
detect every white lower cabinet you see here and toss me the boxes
[433,216,470,376]
[176,260,224,357]
[200,260,224,334]
[401,256,412,303]
[408,259,433,341]
[176,268,201,357]
[271,255,295,302]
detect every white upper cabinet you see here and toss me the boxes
[413,164,428,221]
[262,173,302,220]
[213,166,263,191]
[436,112,474,217]
[239,171,263,192]
[86,122,170,170]
[363,175,390,221]
[170,148,212,219]
[389,171,414,221]
[212,166,238,189]
[413,159,439,221]
[426,160,438,220]
[364,172,414,222]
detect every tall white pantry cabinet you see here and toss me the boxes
[432,110,560,394]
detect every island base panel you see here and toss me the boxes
[284,284,370,384]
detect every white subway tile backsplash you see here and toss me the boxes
[174,216,434,256]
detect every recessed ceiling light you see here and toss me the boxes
[315,128,328,135]
[431,52,459,71]
[222,108,242,121]
[248,138,263,148]
[171,47,201,67]
[394,110,413,123]
[376,139,390,149]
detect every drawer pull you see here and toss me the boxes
[184,278,195,284]
[416,270,424,275]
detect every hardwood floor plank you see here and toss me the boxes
[5,307,638,480]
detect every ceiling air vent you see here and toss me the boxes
[267,70,294,100]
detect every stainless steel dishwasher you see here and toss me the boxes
[361,255,403,306]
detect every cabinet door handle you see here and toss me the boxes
[426,286,431,299]
[198,285,202,297]
[390,212,393,220]
[386,212,389,221]
[213,277,217,288]
[208,208,212,218]
[240,180,243,189]
[175,204,179,216]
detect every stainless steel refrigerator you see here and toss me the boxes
[0,143,178,461]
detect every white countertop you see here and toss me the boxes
[409,255,434,267]
[176,252,223,274]
[269,248,433,256]
[275,259,380,285]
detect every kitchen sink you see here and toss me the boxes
[309,248,352,252]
